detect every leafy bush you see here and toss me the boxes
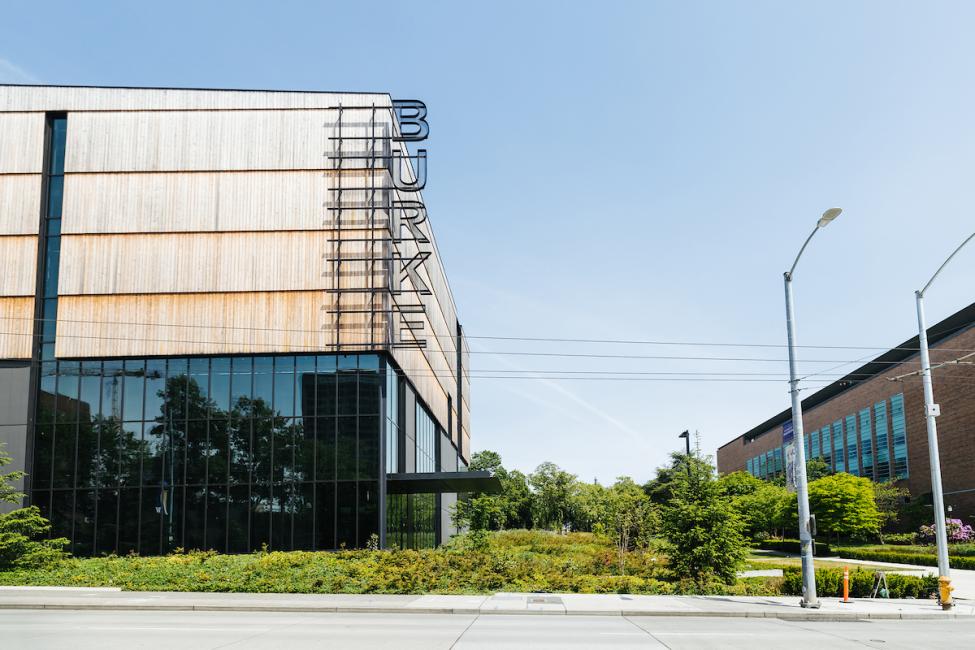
[808,473,881,540]
[756,538,830,556]
[0,530,784,596]
[782,567,937,599]
[882,532,918,546]
[920,519,974,544]
[0,444,69,569]
[0,506,69,569]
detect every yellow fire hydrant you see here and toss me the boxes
[938,576,954,610]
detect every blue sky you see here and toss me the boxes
[3,1,974,483]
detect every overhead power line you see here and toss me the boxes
[2,315,974,353]
[1,328,935,365]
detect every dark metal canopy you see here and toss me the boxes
[386,471,502,495]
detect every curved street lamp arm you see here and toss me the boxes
[787,224,821,279]
[919,231,975,297]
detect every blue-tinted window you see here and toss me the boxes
[833,421,845,472]
[49,117,67,175]
[859,408,873,480]
[890,393,909,479]
[121,360,146,422]
[746,458,754,475]
[273,357,295,417]
[385,365,400,473]
[774,447,783,473]
[821,426,832,468]
[252,356,273,408]
[874,401,891,481]
[810,429,820,460]
[415,402,437,473]
[845,414,858,476]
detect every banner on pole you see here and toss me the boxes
[783,420,797,493]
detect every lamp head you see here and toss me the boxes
[678,430,689,439]
[817,207,843,228]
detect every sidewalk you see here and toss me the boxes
[0,587,971,620]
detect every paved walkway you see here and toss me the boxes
[0,587,970,620]
[818,555,975,600]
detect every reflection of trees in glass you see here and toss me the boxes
[36,360,381,554]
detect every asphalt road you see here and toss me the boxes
[4,610,973,649]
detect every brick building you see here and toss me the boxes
[717,301,975,521]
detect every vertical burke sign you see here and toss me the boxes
[390,100,432,348]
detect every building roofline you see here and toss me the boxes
[0,83,389,96]
[725,300,975,448]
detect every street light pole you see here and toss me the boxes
[784,207,842,609]
[679,430,691,476]
[915,231,975,595]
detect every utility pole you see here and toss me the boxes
[914,230,974,608]
[784,207,843,609]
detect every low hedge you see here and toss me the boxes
[834,547,975,570]
[880,533,917,545]
[782,567,938,599]
[757,539,831,556]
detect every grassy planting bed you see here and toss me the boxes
[0,530,784,596]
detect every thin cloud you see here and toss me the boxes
[471,340,655,454]
[0,59,40,84]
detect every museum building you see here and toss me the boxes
[0,84,496,555]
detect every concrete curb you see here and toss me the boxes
[0,601,967,620]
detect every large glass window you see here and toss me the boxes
[821,426,832,468]
[832,421,845,472]
[874,400,891,481]
[36,116,67,362]
[31,353,386,555]
[415,402,437,473]
[890,393,909,479]
[859,408,874,480]
[845,414,858,476]
[386,493,436,550]
[385,368,400,473]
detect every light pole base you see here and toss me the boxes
[799,599,822,609]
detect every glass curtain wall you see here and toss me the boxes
[31,353,384,555]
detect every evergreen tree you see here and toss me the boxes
[660,451,748,586]
[0,443,68,568]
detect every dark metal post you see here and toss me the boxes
[679,430,690,476]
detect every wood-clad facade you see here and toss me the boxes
[0,85,474,552]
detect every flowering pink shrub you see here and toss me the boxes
[919,518,974,543]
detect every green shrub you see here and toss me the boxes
[882,533,917,545]
[782,567,937,599]
[0,506,69,569]
[0,531,679,595]
[757,539,831,556]
[833,547,975,570]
